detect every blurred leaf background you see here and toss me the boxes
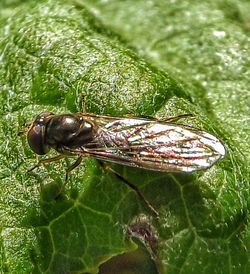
[0,0,249,273]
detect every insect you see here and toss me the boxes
[23,111,226,217]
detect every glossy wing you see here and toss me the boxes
[69,116,226,173]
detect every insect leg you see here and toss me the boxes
[28,155,65,173]
[99,162,159,219]
[160,113,194,123]
[54,156,83,197]
[65,156,83,184]
[80,93,86,113]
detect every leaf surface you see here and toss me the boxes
[0,1,249,274]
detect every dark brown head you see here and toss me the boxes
[27,112,54,155]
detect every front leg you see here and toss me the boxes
[28,155,66,173]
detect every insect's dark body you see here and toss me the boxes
[26,111,226,217]
[28,112,225,173]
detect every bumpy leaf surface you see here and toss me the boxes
[0,1,249,273]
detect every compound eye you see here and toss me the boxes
[27,124,50,155]
[27,112,54,155]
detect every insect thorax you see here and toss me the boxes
[45,114,94,148]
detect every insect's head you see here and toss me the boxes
[27,112,55,155]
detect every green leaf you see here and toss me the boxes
[0,1,249,274]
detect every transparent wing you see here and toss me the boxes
[67,115,226,173]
